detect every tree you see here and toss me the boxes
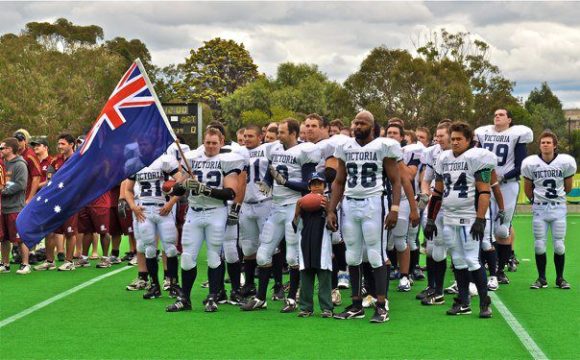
[176,38,259,117]
[24,18,104,52]
[105,37,153,70]
[525,82,569,152]
[525,82,564,114]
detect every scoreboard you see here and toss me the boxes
[162,103,203,146]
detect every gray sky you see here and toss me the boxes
[2,1,580,108]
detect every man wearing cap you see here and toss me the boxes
[13,130,42,203]
[30,137,53,189]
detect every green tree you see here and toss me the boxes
[177,38,259,117]
[525,82,569,152]
[24,18,104,52]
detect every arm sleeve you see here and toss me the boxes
[503,142,527,180]
[284,163,317,193]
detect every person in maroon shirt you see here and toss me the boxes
[0,158,5,242]
[30,138,53,188]
[13,130,42,203]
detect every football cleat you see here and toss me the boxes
[398,276,412,292]
[297,310,313,318]
[200,280,209,288]
[507,255,518,272]
[334,304,365,320]
[126,278,148,291]
[34,261,56,271]
[128,257,138,266]
[95,258,111,268]
[362,295,377,308]
[497,271,510,284]
[412,267,425,281]
[469,283,479,297]
[0,264,10,273]
[280,298,297,313]
[479,295,492,318]
[331,288,342,306]
[74,258,90,268]
[240,296,267,311]
[228,290,244,305]
[416,287,434,300]
[487,276,499,291]
[58,261,76,271]
[169,284,183,299]
[556,278,571,290]
[389,269,400,281]
[143,284,162,299]
[337,271,350,289]
[421,293,445,306]
[240,283,257,298]
[271,284,285,301]
[121,252,135,262]
[446,298,472,315]
[321,309,334,318]
[109,256,122,265]
[445,281,459,294]
[530,278,548,289]
[166,298,192,312]
[204,296,218,312]
[369,304,389,323]
[16,264,32,275]
[216,289,228,304]
[162,277,171,291]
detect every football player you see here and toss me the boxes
[521,131,576,289]
[166,128,243,312]
[241,118,320,312]
[384,123,421,292]
[425,121,495,318]
[327,111,402,323]
[475,109,533,282]
[239,125,273,298]
[124,148,181,300]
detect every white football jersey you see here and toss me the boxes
[131,154,179,204]
[315,134,351,173]
[334,137,402,199]
[266,141,321,205]
[421,144,443,184]
[183,150,246,209]
[521,154,577,203]
[401,142,424,199]
[435,147,496,225]
[244,142,274,203]
[474,125,533,177]
[166,142,191,163]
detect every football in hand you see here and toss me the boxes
[300,193,325,212]
[162,180,176,194]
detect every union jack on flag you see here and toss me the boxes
[17,59,176,246]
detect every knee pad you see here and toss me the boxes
[136,241,146,254]
[207,250,221,269]
[163,243,178,258]
[386,236,395,251]
[145,245,157,259]
[432,245,447,262]
[425,241,434,257]
[223,241,240,264]
[495,224,510,239]
[366,248,383,268]
[241,239,258,257]
[553,240,565,255]
[256,248,272,267]
[394,236,407,252]
[480,239,493,252]
[534,240,546,255]
[466,257,481,272]
[180,252,196,270]
[331,230,341,245]
[450,253,467,270]
[345,249,362,266]
[286,246,299,267]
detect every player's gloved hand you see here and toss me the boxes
[269,166,287,185]
[416,193,430,210]
[256,181,272,197]
[189,181,211,197]
[495,210,506,225]
[470,217,486,242]
[424,219,437,240]
[182,177,200,190]
[227,203,242,226]
[118,199,129,218]
[166,183,186,197]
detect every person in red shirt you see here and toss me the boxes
[30,138,53,188]
[13,130,42,204]
[0,158,5,242]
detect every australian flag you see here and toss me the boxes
[17,59,176,247]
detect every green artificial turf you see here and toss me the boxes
[0,215,578,359]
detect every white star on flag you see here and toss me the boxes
[54,205,61,213]
[47,181,52,187]
[44,199,48,203]
[58,182,64,189]
[36,196,42,202]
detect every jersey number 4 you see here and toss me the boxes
[346,163,377,188]
[443,173,468,198]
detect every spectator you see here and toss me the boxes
[13,129,42,204]
[0,137,31,274]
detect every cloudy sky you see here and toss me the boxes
[2,1,580,108]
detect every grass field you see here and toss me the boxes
[1,215,578,359]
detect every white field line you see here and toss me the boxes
[490,292,549,360]
[0,266,131,329]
